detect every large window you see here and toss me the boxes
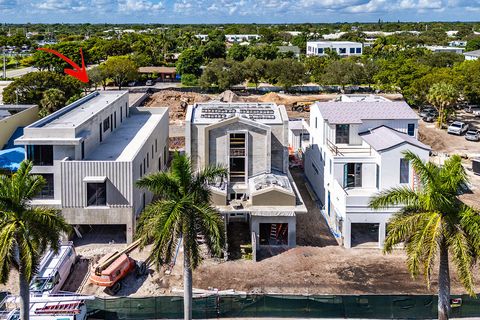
[26,145,53,166]
[339,48,346,54]
[400,159,410,184]
[335,124,350,144]
[103,118,110,132]
[344,163,362,188]
[87,182,106,206]
[350,47,355,54]
[36,174,54,199]
[407,123,415,136]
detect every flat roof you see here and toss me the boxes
[32,91,126,129]
[84,109,166,162]
[190,102,284,125]
[307,41,362,45]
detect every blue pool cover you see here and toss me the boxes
[0,147,25,172]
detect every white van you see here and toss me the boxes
[29,242,77,296]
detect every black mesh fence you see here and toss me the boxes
[86,294,480,319]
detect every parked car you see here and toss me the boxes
[447,121,469,135]
[473,109,480,117]
[465,130,480,142]
[419,106,437,118]
[422,112,437,123]
[145,79,155,86]
[127,81,138,87]
[464,105,479,113]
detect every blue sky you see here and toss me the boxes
[0,0,479,24]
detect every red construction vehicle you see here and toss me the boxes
[89,239,147,295]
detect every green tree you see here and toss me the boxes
[321,59,364,89]
[40,88,67,116]
[135,153,226,320]
[465,37,480,52]
[201,41,227,62]
[370,152,480,320]
[199,59,245,91]
[103,56,138,90]
[249,44,278,60]
[243,57,267,89]
[2,71,83,106]
[266,58,306,91]
[227,44,250,62]
[427,82,459,128]
[455,60,480,104]
[176,48,203,77]
[88,65,109,90]
[0,161,71,320]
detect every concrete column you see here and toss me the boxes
[344,220,352,248]
[288,217,296,247]
[378,222,386,249]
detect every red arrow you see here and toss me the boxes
[37,47,89,83]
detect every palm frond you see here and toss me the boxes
[193,203,225,257]
[383,211,427,253]
[447,229,476,296]
[136,171,180,199]
[369,186,420,209]
[439,155,468,195]
[0,222,16,283]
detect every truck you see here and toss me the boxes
[291,101,312,113]
[88,239,147,295]
[29,242,77,296]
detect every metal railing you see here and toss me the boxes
[229,148,245,157]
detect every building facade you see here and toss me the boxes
[304,96,430,248]
[0,104,38,149]
[15,91,169,243]
[185,102,306,258]
[306,41,363,57]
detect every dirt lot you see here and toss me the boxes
[418,111,480,209]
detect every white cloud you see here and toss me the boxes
[118,0,163,12]
[37,0,88,12]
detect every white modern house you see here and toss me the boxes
[185,102,306,259]
[464,49,480,61]
[15,91,169,243]
[304,96,430,248]
[424,45,464,54]
[306,41,362,57]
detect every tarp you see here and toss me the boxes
[0,147,25,172]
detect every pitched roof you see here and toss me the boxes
[314,101,418,124]
[464,49,480,57]
[359,126,430,152]
[138,66,176,74]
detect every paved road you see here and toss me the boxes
[4,66,36,78]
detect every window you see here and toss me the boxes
[110,115,113,132]
[114,112,117,129]
[99,123,102,142]
[86,182,106,206]
[350,47,355,54]
[318,48,323,54]
[344,163,362,188]
[336,124,350,144]
[26,145,53,166]
[376,164,380,189]
[407,123,415,136]
[400,158,409,183]
[125,103,128,118]
[315,117,318,129]
[151,145,154,158]
[339,48,346,54]
[311,162,319,174]
[120,107,123,122]
[140,164,143,177]
[356,47,362,54]
[143,158,146,174]
[36,174,54,199]
[147,153,149,168]
[81,141,85,160]
[155,139,158,153]
[103,118,110,132]
[158,157,162,171]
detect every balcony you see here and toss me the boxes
[326,139,372,157]
[230,147,245,157]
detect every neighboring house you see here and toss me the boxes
[15,91,169,243]
[288,118,310,153]
[448,40,467,47]
[0,104,38,149]
[185,102,306,258]
[277,45,301,58]
[464,49,480,61]
[424,45,464,54]
[304,96,430,248]
[225,34,261,43]
[306,41,362,57]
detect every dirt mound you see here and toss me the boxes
[145,90,212,121]
[258,92,286,104]
[218,90,242,103]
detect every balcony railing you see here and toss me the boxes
[326,139,372,156]
[230,148,245,157]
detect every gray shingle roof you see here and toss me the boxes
[464,49,480,57]
[314,101,419,124]
[359,126,430,152]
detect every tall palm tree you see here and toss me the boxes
[0,161,71,320]
[135,152,226,320]
[370,151,480,320]
[427,82,459,129]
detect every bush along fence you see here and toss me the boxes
[86,293,480,319]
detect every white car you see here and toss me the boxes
[447,121,469,135]
[465,130,480,142]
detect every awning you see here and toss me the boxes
[83,176,107,183]
[250,211,295,217]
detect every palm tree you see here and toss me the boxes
[427,82,459,129]
[135,152,226,320]
[0,161,71,320]
[370,151,480,320]
[40,88,66,117]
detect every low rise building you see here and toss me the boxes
[0,104,38,149]
[185,102,306,258]
[15,91,169,243]
[424,45,464,54]
[306,41,362,57]
[464,49,480,61]
[304,96,430,248]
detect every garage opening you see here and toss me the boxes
[72,224,127,245]
[351,223,379,248]
[259,223,288,246]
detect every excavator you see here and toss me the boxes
[291,101,313,113]
[89,239,147,295]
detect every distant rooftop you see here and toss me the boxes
[190,102,285,125]
[0,105,37,120]
[464,49,480,57]
[314,100,418,124]
[359,126,430,152]
[307,41,362,45]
